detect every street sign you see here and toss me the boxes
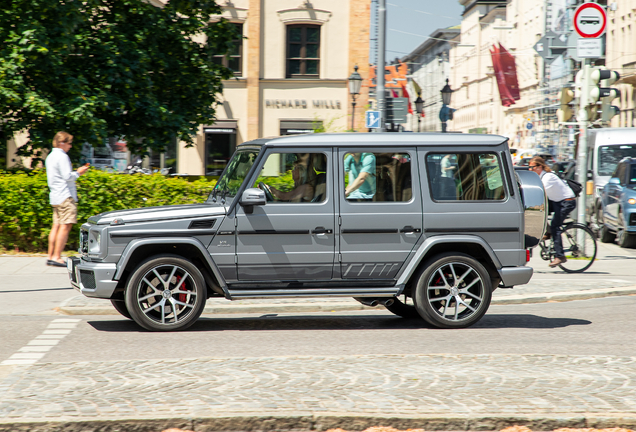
[577,38,603,58]
[365,111,381,129]
[526,123,533,130]
[386,97,408,123]
[533,30,568,60]
[574,3,606,38]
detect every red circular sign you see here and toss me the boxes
[574,3,607,38]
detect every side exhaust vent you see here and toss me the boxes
[188,219,216,229]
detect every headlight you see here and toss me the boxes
[629,198,636,205]
[88,230,101,255]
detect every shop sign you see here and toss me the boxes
[265,99,342,110]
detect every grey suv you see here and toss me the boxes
[68,133,547,331]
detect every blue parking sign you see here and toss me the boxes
[365,111,381,129]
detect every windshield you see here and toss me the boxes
[206,149,260,203]
[598,145,636,176]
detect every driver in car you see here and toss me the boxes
[259,153,316,202]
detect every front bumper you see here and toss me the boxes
[68,257,118,299]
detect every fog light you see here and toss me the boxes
[629,198,636,205]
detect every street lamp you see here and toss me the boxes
[440,79,454,133]
[414,96,424,132]
[348,65,362,131]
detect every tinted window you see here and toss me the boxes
[427,153,506,201]
[598,145,636,176]
[342,152,413,202]
[630,165,636,184]
[254,152,327,203]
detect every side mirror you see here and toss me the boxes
[239,188,266,213]
[608,177,620,185]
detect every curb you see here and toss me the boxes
[56,286,636,316]
[2,413,636,432]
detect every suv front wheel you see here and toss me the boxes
[414,253,492,329]
[125,255,207,331]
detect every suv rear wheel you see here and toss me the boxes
[413,253,492,329]
[125,255,206,331]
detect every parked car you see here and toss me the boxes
[598,157,636,248]
[68,133,547,331]
[551,160,576,181]
[586,128,636,228]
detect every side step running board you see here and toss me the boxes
[227,286,403,300]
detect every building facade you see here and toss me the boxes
[402,27,460,133]
[178,0,371,175]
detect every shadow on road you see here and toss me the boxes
[87,312,591,333]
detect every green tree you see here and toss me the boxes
[0,0,240,164]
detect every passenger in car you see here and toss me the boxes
[344,152,376,201]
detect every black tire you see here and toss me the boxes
[599,224,616,243]
[384,294,419,318]
[125,255,207,331]
[413,252,492,329]
[617,213,636,248]
[110,299,132,320]
[558,223,597,273]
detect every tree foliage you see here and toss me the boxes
[0,0,240,163]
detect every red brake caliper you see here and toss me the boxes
[174,275,186,311]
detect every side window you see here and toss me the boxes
[212,23,243,76]
[253,152,327,203]
[427,153,506,201]
[343,152,412,202]
[630,165,636,185]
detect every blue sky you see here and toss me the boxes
[383,1,465,61]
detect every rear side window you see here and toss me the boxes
[426,153,506,201]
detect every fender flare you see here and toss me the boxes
[114,237,228,294]
[396,235,503,286]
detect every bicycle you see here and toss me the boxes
[538,219,597,273]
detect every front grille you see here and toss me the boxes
[80,230,89,254]
[630,213,636,226]
[79,270,96,289]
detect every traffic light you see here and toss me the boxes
[599,70,621,122]
[589,68,620,123]
[557,87,575,123]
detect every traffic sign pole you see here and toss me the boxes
[577,59,591,227]
[376,0,386,132]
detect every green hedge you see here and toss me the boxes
[0,170,216,252]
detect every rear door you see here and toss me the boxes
[336,148,423,280]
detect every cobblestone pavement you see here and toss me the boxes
[1,354,636,430]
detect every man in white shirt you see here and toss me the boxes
[45,132,89,267]
[529,156,575,268]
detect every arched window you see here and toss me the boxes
[286,24,320,78]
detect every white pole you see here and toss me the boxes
[377,0,386,132]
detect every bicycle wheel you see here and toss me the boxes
[558,223,597,273]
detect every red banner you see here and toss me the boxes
[490,44,516,107]
[498,43,521,101]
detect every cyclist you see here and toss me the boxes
[529,156,576,267]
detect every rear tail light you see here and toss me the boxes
[526,249,531,262]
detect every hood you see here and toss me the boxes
[87,203,228,225]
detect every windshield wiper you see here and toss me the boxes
[210,187,219,203]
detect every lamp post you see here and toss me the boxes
[440,79,454,133]
[414,96,424,132]
[348,65,362,132]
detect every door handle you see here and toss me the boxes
[400,225,422,234]
[312,227,333,235]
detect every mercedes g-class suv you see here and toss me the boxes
[68,133,547,331]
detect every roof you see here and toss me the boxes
[238,133,509,148]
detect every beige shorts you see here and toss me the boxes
[52,197,78,225]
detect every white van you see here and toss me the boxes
[587,128,636,220]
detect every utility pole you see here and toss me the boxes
[576,59,590,227]
[376,0,386,132]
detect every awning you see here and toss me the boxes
[203,120,237,134]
